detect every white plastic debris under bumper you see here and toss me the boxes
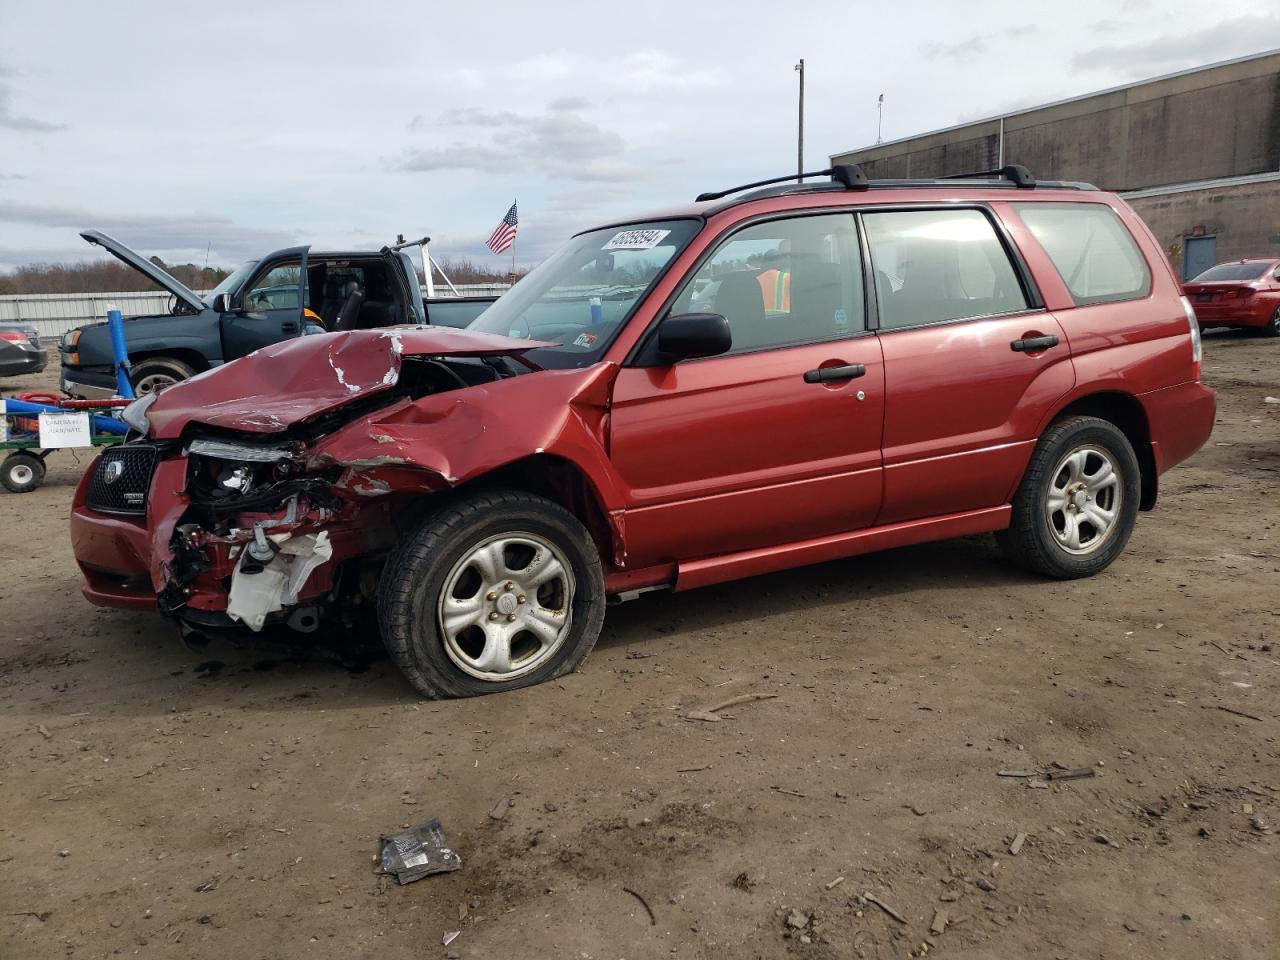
[226,531,333,632]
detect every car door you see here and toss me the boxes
[609,212,884,567]
[221,245,310,361]
[862,206,1073,525]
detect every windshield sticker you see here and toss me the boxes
[572,332,598,348]
[602,229,671,251]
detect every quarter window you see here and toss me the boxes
[670,213,864,353]
[863,209,1029,330]
[1013,202,1151,306]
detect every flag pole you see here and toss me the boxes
[510,198,517,283]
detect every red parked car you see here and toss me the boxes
[1181,258,1280,336]
[70,164,1215,698]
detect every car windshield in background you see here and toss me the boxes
[1191,262,1270,282]
[467,220,700,368]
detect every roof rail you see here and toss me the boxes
[941,164,1037,187]
[696,164,869,202]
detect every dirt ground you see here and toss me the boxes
[1,333,1277,960]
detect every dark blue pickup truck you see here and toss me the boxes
[61,232,497,398]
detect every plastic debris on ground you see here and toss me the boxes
[375,819,462,884]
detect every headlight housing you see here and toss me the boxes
[119,391,158,435]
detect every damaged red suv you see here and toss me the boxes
[71,165,1215,698]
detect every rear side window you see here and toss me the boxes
[863,208,1029,330]
[1014,202,1150,306]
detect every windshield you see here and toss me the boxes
[1191,262,1270,282]
[205,260,258,303]
[467,219,700,368]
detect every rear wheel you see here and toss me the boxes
[998,416,1140,579]
[1,452,45,493]
[378,490,606,699]
[1262,306,1280,338]
[131,357,196,395]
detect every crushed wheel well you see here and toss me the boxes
[393,455,617,565]
[1050,392,1157,510]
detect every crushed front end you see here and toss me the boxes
[69,327,572,641]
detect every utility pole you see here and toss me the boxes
[795,59,805,181]
[877,93,884,144]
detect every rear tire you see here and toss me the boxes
[377,490,606,699]
[997,416,1140,579]
[1,452,45,493]
[1262,306,1280,338]
[131,357,196,395]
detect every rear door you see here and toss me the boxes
[864,206,1073,525]
[221,245,310,360]
[609,212,884,566]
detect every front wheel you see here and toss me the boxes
[131,357,197,396]
[378,490,606,699]
[997,416,1140,579]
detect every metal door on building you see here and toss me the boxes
[1183,235,1217,281]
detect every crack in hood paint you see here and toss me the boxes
[146,327,553,438]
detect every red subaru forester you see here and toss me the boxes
[71,164,1215,698]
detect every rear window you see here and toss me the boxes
[1014,203,1150,306]
[1190,262,1269,282]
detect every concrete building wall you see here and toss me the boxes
[833,51,1280,189]
[1126,177,1280,279]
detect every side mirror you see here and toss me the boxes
[211,292,233,313]
[657,312,732,362]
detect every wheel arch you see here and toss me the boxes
[392,453,621,570]
[129,348,209,374]
[1044,391,1157,510]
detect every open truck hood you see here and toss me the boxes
[146,327,551,438]
[80,230,209,313]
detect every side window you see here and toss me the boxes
[1013,202,1151,306]
[244,263,306,311]
[671,213,864,353]
[863,209,1029,330]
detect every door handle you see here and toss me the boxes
[1010,334,1059,352]
[803,363,865,384]
[281,321,300,334]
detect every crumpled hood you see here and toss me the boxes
[146,327,551,438]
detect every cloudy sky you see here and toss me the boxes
[1,1,1278,273]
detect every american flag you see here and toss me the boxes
[486,201,519,254]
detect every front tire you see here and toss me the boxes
[131,357,197,396]
[998,416,1140,579]
[377,490,606,699]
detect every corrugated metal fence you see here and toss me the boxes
[0,285,511,342]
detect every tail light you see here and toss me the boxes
[0,331,25,343]
[1180,296,1202,381]
[1235,287,1256,299]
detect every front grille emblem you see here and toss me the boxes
[104,460,125,485]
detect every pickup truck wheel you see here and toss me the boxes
[1,452,45,493]
[131,357,196,395]
[378,491,606,699]
[997,416,1140,579]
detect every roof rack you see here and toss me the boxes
[696,164,869,202]
[694,162,1093,208]
[941,164,1036,187]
